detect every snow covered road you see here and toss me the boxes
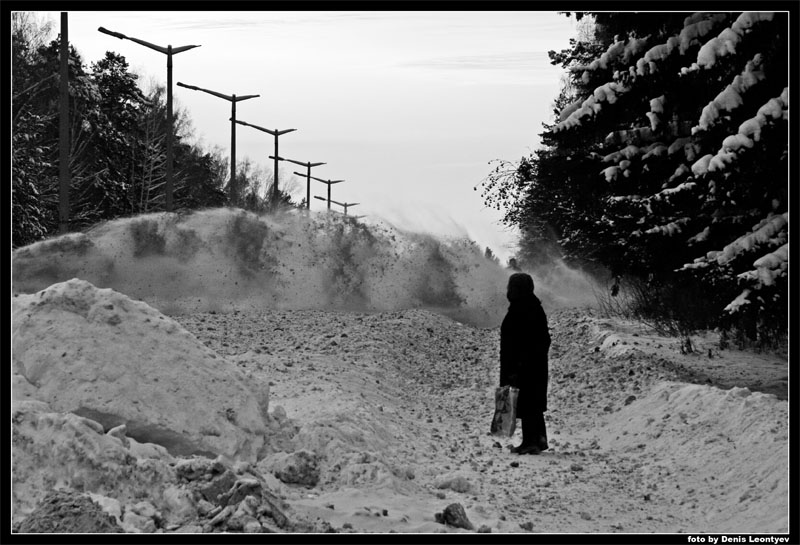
[176,306,788,534]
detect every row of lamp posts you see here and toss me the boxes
[95,23,357,215]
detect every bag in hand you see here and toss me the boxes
[490,385,519,437]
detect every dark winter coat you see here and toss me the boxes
[500,285,550,416]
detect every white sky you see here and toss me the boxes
[38,10,576,261]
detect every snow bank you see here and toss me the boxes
[598,381,788,532]
[12,278,270,461]
[12,208,597,328]
[12,209,510,322]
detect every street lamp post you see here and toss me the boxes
[59,12,70,233]
[232,120,296,205]
[271,157,325,210]
[98,26,200,212]
[340,202,359,216]
[313,197,362,218]
[176,82,259,205]
[322,197,360,215]
[309,176,345,210]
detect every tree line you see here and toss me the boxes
[12,13,300,249]
[479,12,788,347]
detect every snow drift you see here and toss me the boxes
[11,208,597,328]
[12,278,270,462]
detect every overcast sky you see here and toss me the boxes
[39,10,577,261]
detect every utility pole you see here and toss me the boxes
[59,12,70,234]
[309,175,345,210]
[176,82,258,206]
[271,157,325,210]
[232,120,296,206]
[98,26,200,212]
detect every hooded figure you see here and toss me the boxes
[500,272,551,454]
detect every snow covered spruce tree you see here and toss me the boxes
[480,12,788,346]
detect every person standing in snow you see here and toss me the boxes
[500,272,551,454]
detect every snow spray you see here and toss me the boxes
[12,208,594,327]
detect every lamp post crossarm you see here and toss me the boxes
[285,158,325,168]
[97,26,127,40]
[309,175,345,185]
[234,94,260,102]
[234,118,271,134]
[119,35,169,53]
[98,27,199,56]
[97,28,167,54]
[177,82,234,101]
[234,120,293,136]
[171,44,201,54]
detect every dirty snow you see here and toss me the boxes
[10,209,789,535]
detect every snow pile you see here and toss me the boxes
[12,395,314,533]
[12,278,271,461]
[12,399,176,525]
[12,208,598,328]
[597,381,788,532]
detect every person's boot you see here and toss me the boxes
[515,443,541,455]
[537,434,549,451]
[512,417,541,455]
[538,423,549,451]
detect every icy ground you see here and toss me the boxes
[11,280,788,534]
